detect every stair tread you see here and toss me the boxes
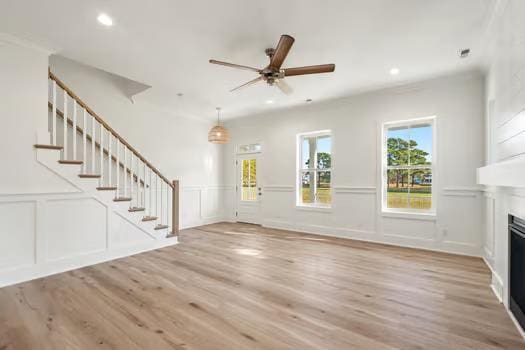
[96,186,117,191]
[142,216,158,222]
[34,144,63,150]
[129,207,145,212]
[79,174,101,178]
[113,197,132,202]
[154,224,169,230]
[58,160,83,165]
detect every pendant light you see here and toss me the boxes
[208,107,229,144]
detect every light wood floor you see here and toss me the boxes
[1,223,524,349]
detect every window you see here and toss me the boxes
[382,117,435,214]
[297,130,332,207]
[238,143,262,154]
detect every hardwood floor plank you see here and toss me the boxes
[0,222,523,349]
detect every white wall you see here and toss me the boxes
[0,35,76,194]
[224,72,485,256]
[49,55,229,227]
[482,0,525,306]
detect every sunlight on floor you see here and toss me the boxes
[234,248,262,256]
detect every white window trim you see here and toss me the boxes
[381,116,437,216]
[296,130,333,209]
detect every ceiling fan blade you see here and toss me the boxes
[269,35,295,69]
[209,59,261,73]
[284,64,335,77]
[230,76,264,92]
[275,79,293,95]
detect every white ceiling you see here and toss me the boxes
[0,0,495,120]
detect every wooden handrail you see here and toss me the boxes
[49,70,173,189]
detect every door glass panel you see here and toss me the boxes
[241,159,257,201]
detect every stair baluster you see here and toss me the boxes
[116,138,120,195]
[52,80,57,146]
[91,117,96,174]
[82,108,87,173]
[63,90,68,160]
[72,100,77,160]
[130,152,134,204]
[108,131,112,187]
[99,123,104,185]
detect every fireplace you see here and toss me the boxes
[509,214,525,331]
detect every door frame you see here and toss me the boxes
[234,144,262,224]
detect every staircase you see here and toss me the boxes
[34,70,179,238]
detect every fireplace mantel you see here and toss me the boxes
[478,156,525,187]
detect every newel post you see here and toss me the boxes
[171,180,180,236]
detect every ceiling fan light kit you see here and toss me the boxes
[208,107,230,144]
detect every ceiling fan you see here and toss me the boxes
[209,34,335,95]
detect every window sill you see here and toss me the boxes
[296,205,332,213]
[381,210,436,221]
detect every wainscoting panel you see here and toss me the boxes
[0,191,180,288]
[180,186,232,229]
[180,187,202,228]
[0,201,36,270]
[247,185,484,256]
[382,217,436,240]
[45,197,108,262]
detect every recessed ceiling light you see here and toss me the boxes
[97,13,113,26]
[389,68,400,76]
[266,100,274,104]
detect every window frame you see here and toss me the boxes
[296,130,333,209]
[381,117,436,216]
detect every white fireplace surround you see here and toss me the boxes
[478,157,525,336]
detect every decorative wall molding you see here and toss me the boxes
[442,186,483,197]
[263,185,294,192]
[334,186,376,194]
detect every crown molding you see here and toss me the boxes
[0,32,55,55]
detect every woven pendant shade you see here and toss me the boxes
[208,107,229,144]
[208,125,230,144]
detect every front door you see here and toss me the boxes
[236,154,261,224]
